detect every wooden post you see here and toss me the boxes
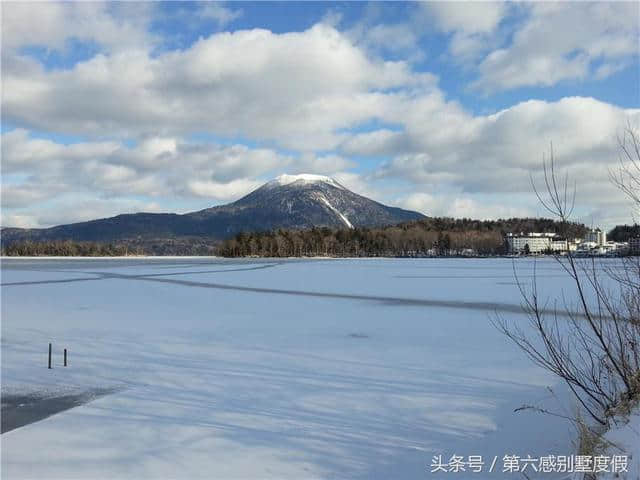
[64,348,67,367]
[48,343,52,369]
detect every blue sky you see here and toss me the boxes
[1,1,639,229]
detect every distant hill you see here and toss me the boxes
[1,174,425,246]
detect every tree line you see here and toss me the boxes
[217,217,588,257]
[1,240,142,257]
[0,237,223,256]
[607,224,640,242]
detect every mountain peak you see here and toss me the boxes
[268,173,345,190]
[1,173,426,244]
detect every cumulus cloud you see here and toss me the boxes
[373,97,636,182]
[417,2,508,62]
[402,192,533,220]
[1,129,292,214]
[1,1,155,53]
[473,2,639,91]
[186,178,262,200]
[1,185,55,209]
[332,172,382,201]
[2,23,432,152]
[366,97,639,226]
[347,20,423,61]
[423,2,507,34]
[294,153,355,175]
[418,2,638,88]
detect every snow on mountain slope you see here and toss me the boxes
[317,195,354,229]
[269,173,346,190]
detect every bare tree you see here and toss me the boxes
[494,135,640,427]
[611,123,640,218]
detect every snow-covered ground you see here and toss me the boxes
[1,257,612,478]
[596,409,640,480]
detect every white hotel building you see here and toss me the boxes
[585,228,606,246]
[506,232,558,254]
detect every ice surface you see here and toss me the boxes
[1,258,598,478]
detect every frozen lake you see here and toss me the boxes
[1,257,590,478]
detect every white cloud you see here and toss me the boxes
[1,185,53,209]
[198,3,243,27]
[369,97,639,227]
[375,97,638,181]
[402,192,532,219]
[418,2,508,62]
[332,172,381,200]
[0,213,39,229]
[1,129,292,212]
[419,2,638,89]
[2,23,432,151]
[1,1,155,53]
[473,2,639,91]
[340,129,405,157]
[423,2,507,34]
[348,22,422,59]
[1,129,121,174]
[186,178,261,200]
[294,153,355,175]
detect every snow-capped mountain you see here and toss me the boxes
[1,174,425,243]
[188,173,424,233]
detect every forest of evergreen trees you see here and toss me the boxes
[0,237,222,256]
[608,224,640,242]
[1,240,142,257]
[217,217,588,257]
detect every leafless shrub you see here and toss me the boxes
[611,123,640,218]
[494,133,640,426]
